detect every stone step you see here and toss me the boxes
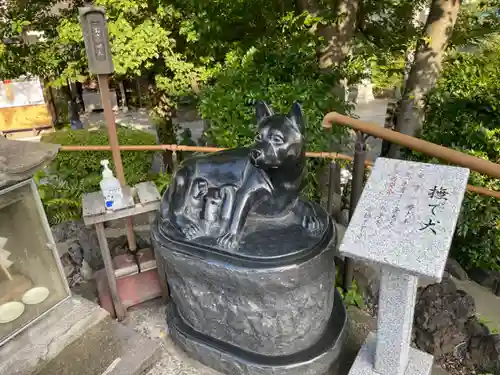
[38,318,161,375]
[0,296,161,375]
[0,296,109,375]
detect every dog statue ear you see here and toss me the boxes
[256,100,274,123]
[288,102,305,134]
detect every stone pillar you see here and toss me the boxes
[356,67,375,103]
[375,269,419,375]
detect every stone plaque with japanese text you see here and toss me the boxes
[340,158,469,281]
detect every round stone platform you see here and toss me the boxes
[152,209,348,375]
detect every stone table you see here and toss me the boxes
[339,158,469,375]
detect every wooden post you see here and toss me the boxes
[95,222,126,320]
[97,74,137,252]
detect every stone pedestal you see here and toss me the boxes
[340,158,470,375]
[152,208,348,375]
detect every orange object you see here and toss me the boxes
[94,250,163,318]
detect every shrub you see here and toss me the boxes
[414,46,500,271]
[39,127,157,224]
[198,12,354,200]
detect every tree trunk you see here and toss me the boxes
[319,0,361,68]
[118,80,128,111]
[390,0,461,157]
[297,0,360,68]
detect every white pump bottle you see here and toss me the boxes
[99,159,123,210]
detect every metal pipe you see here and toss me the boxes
[97,74,136,252]
[344,132,367,291]
[59,144,500,199]
[323,112,500,179]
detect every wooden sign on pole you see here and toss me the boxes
[79,6,136,254]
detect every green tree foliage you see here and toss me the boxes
[198,12,354,200]
[412,42,500,270]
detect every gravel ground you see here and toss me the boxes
[437,353,476,375]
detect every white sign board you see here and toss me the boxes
[339,158,469,281]
[0,77,45,108]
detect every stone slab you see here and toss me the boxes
[0,296,109,375]
[37,318,161,375]
[120,298,450,375]
[348,333,434,375]
[340,158,469,281]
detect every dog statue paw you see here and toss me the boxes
[182,222,204,240]
[217,232,239,250]
[302,215,323,236]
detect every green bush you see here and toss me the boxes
[414,46,500,271]
[198,12,354,200]
[38,127,157,224]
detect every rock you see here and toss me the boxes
[107,233,151,257]
[353,261,381,310]
[468,334,500,374]
[413,277,476,356]
[445,258,469,281]
[468,268,500,296]
[81,260,93,281]
[51,220,103,270]
[70,280,99,304]
[60,253,76,278]
[465,317,491,338]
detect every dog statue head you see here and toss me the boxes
[250,101,306,170]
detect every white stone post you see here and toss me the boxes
[339,158,470,375]
[356,67,375,103]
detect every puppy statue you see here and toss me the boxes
[160,101,323,250]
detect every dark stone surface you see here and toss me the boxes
[158,101,326,252]
[445,258,469,281]
[465,317,490,338]
[467,334,500,375]
[153,220,337,357]
[352,260,381,311]
[468,268,500,296]
[413,277,476,356]
[153,101,346,374]
[52,220,103,270]
[166,289,348,375]
[52,220,151,271]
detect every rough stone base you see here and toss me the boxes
[167,289,348,375]
[0,296,161,375]
[38,318,161,375]
[0,296,108,375]
[348,333,434,375]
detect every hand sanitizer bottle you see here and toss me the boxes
[100,160,123,210]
